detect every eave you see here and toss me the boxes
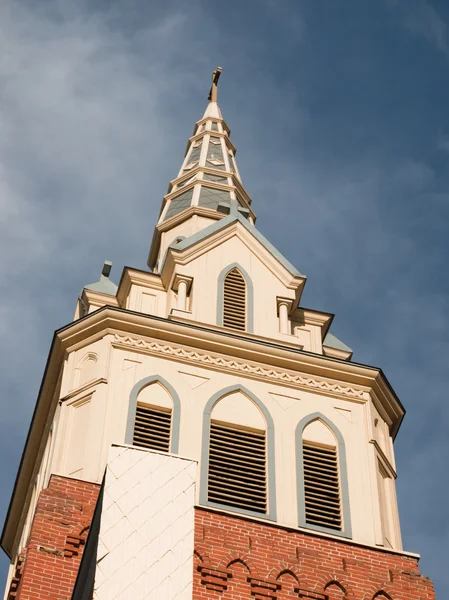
[291,307,334,337]
[162,218,306,300]
[323,345,353,361]
[147,205,225,270]
[116,267,164,307]
[1,306,405,559]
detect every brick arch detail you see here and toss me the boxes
[218,552,259,577]
[268,564,302,583]
[372,590,394,600]
[361,583,396,600]
[194,548,207,565]
[324,578,356,600]
[315,572,358,600]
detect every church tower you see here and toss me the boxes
[1,69,435,600]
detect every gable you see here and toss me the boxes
[161,215,306,295]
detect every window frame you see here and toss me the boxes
[200,384,277,521]
[295,412,352,538]
[125,376,181,454]
[217,263,254,333]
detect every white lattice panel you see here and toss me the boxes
[94,444,197,600]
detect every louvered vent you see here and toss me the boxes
[208,420,267,514]
[223,268,246,331]
[132,403,171,452]
[303,442,342,530]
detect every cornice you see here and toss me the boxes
[323,346,352,361]
[117,267,165,306]
[111,333,366,401]
[1,306,404,560]
[158,205,224,232]
[59,377,107,403]
[185,129,236,154]
[61,309,400,407]
[291,307,334,334]
[81,289,119,309]
[194,116,231,135]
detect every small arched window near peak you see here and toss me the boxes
[126,377,181,455]
[223,268,247,331]
[296,414,352,538]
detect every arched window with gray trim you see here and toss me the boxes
[200,384,276,520]
[126,376,181,454]
[217,263,254,333]
[296,413,352,538]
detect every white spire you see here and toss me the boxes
[202,101,222,120]
[147,68,255,270]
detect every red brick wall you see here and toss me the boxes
[193,508,435,600]
[11,475,100,600]
[7,480,435,599]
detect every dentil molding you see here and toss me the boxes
[112,334,366,401]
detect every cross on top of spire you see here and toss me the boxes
[208,67,222,103]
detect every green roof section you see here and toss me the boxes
[84,261,118,296]
[174,212,305,279]
[323,332,352,353]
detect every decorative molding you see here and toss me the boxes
[197,564,231,592]
[335,406,352,422]
[112,334,366,401]
[269,392,300,411]
[276,296,294,315]
[60,378,107,404]
[178,370,210,389]
[249,576,280,599]
[172,273,193,294]
[370,440,397,479]
[294,587,327,599]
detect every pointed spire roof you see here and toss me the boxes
[157,69,253,222]
[148,68,255,269]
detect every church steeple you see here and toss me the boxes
[148,68,255,272]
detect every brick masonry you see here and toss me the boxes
[10,475,100,600]
[8,478,435,599]
[193,508,435,600]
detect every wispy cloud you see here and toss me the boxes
[0,0,448,596]
[388,0,449,56]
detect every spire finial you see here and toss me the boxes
[208,67,222,103]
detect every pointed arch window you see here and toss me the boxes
[133,403,172,452]
[217,264,253,333]
[296,413,352,538]
[302,440,341,530]
[223,268,247,331]
[200,385,277,520]
[126,376,181,454]
[208,420,267,513]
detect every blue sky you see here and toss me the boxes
[1,0,448,595]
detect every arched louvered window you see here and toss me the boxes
[208,420,267,514]
[302,441,342,531]
[128,380,177,453]
[223,268,247,331]
[201,386,275,519]
[296,414,351,538]
[133,403,172,452]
